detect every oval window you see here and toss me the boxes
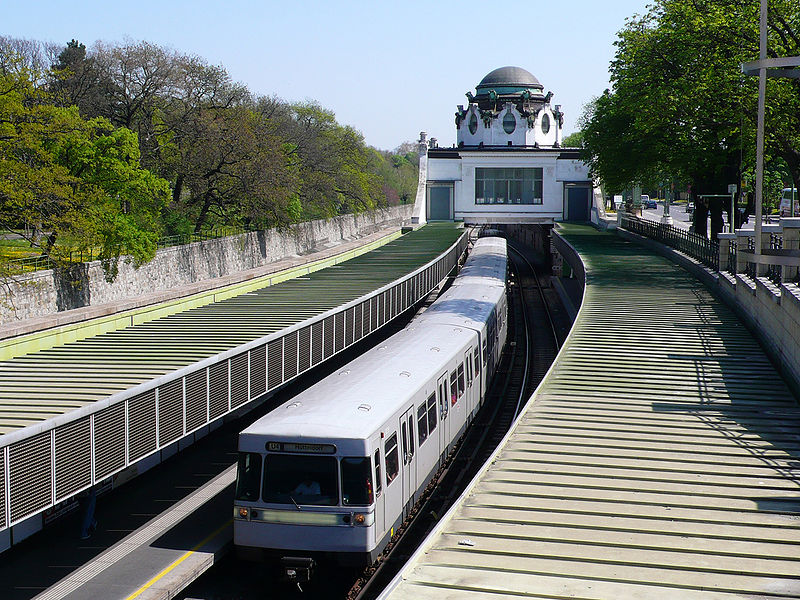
[502,111,516,134]
[541,113,551,135]
[468,113,478,135]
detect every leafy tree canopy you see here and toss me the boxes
[0,55,169,274]
[580,0,799,237]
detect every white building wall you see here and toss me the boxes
[556,157,591,181]
[457,105,482,146]
[528,106,558,147]
[458,105,561,148]
[489,105,528,146]
[428,151,591,224]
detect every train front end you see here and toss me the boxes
[233,432,378,581]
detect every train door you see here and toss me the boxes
[383,431,402,536]
[436,373,450,461]
[373,446,385,537]
[399,408,416,517]
[464,348,474,417]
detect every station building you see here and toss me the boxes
[422,66,592,225]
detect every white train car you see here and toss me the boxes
[233,238,508,575]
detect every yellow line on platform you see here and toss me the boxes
[124,519,232,600]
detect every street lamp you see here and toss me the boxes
[662,183,673,225]
[741,0,800,265]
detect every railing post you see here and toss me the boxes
[736,229,752,276]
[718,233,734,272]
[781,218,800,283]
[760,224,781,278]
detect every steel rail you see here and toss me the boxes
[351,243,531,600]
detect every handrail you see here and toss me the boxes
[619,214,719,270]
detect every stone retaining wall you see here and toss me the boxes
[1,206,412,325]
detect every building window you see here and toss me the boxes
[469,113,478,135]
[541,113,551,135]
[475,168,543,205]
[502,110,516,134]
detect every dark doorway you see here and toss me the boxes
[428,186,452,221]
[565,185,591,222]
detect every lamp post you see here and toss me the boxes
[662,182,673,225]
[741,0,800,269]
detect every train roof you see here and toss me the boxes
[450,237,507,289]
[414,284,504,332]
[239,236,507,450]
[413,237,506,331]
[240,323,475,445]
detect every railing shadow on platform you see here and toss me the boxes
[618,213,800,401]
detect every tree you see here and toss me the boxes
[0,54,169,276]
[283,102,383,219]
[49,39,114,119]
[580,0,800,239]
[561,131,584,147]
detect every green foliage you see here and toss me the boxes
[580,0,799,236]
[561,131,584,148]
[1,36,419,279]
[0,54,169,277]
[286,196,303,223]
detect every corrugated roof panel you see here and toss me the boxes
[381,224,800,599]
[0,224,464,436]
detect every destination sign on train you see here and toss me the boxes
[266,442,336,454]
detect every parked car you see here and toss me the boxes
[642,195,657,209]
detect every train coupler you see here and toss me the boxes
[281,556,316,590]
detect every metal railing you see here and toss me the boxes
[744,237,757,279]
[620,215,719,271]
[767,233,784,285]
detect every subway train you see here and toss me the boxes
[232,237,508,579]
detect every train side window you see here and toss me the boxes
[457,363,465,397]
[407,414,415,458]
[474,347,481,376]
[374,450,382,497]
[482,339,487,364]
[385,433,399,485]
[450,371,458,405]
[341,457,374,506]
[427,393,437,432]
[401,422,409,464]
[417,404,428,445]
[234,452,262,501]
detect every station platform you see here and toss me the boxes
[35,467,234,600]
[380,223,800,599]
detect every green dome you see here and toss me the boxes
[476,66,543,94]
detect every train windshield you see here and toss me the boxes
[234,452,262,501]
[262,454,338,506]
[341,457,373,506]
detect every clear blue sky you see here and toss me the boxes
[4,0,651,150]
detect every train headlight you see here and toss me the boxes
[352,512,373,526]
[236,507,249,520]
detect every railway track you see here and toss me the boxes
[348,238,561,600]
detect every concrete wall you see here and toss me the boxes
[1,206,412,325]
